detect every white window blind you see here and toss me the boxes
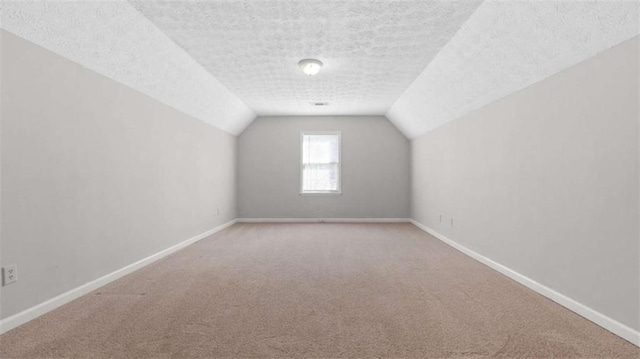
[301,132,341,194]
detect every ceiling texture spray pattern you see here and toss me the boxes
[387,0,640,138]
[1,1,638,137]
[1,0,256,135]
[129,0,482,117]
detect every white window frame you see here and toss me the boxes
[300,131,342,196]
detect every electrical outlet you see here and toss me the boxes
[439,214,442,223]
[216,208,220,216]
[450,218,454,227]
[2,264,17,286]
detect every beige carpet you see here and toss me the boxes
[0,223,638,358]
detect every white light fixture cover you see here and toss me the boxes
[298,58,323,76]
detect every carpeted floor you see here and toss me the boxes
[0,223,638,358]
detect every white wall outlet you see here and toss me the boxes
[2,264,17,286]
[439,214,442,223]
[216,208,220,216]
[450,218,454,227]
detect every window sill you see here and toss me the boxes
[300,191,342,196]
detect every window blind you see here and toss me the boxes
[301,133,340,193]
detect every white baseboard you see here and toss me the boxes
[409,219,640,347]
[237,218,410,223]
[0,219,237,335]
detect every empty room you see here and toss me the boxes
[0,0,639,357]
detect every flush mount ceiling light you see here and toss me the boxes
[298,58,323,76]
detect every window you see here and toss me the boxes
[301,132,341,194]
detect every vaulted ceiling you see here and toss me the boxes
[129,1,481,117]
[2,1,638,138]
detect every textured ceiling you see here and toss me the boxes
[2,1,638,138]
[387,0,640,139]
[1,0,256,135]
[129,0,482,117]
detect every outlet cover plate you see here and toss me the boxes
[2,264,18,286]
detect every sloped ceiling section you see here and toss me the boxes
[387,0,640,139]
[1,1,256,135]
[130,0,481,117]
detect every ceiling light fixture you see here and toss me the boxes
[298,58,323,76]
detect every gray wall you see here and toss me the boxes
[238,116,410,218]
[0,31,238,319]
[411,37,639,331]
